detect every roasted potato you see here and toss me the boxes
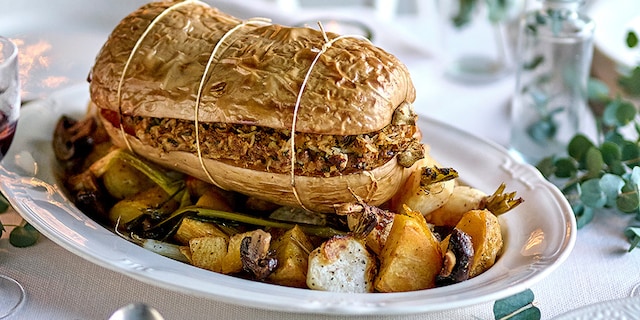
[174,217,230,245]
[189,236,229,273]
[442,209,503,277]
[374,205,443,292]
[307,235,377,293]
[268,225,314,288]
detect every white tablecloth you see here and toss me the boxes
[2,0,640,319]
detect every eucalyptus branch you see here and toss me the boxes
[0,192,39,247]
[537,30,640,251]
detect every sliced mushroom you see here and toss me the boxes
[53,116,96,161]
[240,229,276,280]
[66,170,110,224]
[436,228,474,287]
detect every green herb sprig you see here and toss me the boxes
[536,30,640,251]
[0,192,39,247]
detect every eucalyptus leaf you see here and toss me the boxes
[602,98,635,127]
[624,227,640,252]
[617,181,640,213]
[609,160,627,176]
[580,179,607,208]
[630,166,640,186]
[587,78,610,101]
[553,157,577,178]
[0,193,8,213]
[536,157,556,178]
[604,131,625,146]
[573,203,594,229]
[600,141,621,165]
[535,29,640,254]
[567,134,594,162]
[615,99,637,125]
[602,99,618,126]
[524,55,544,71]
[621,141,640,167]
[9,223,39,247]
[619,67,640,96]
[628,30,639,48]
[584,147,604,178]
[599,174,625,208]
[486,0,513,23]
[451,0,478,28]
[493,289,540,320]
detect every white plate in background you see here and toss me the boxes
[552,296,640,320]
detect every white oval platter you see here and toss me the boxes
[0,84,575,315]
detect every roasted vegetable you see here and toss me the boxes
[426,185,487,227]
[130,234,189,263]
[435,228,474,286]
[240,229,276,280]
[195,187,234,212]
[101,157,156,199]
[53,115,96,162]
[427,183,523,227]
[442,209,503,277]
[174,217,229,246]
[391,153,458,216]
[335,195,395,255]
[221,231,256,274]
[374,205,443,292]
[89,149,184,196]
[189,236,229,273]
[187,207,346,238]
[109,185,180,225]
[268,225,314,288]
[307,235,377,293]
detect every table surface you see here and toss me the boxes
[2,0,640,319]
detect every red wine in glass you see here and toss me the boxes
[0,35,25,318]
[0,111,17,160]
[0,115,24,318]
[0,120,24,317]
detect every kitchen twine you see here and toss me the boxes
[116,0,373,210]
[194,17,273,189]
[286,25,371,210]
[116,0,210,152]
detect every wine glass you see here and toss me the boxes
[0,35,25,319]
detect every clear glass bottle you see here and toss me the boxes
[508,0,595,164]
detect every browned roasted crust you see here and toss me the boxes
[89,0,416,135]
